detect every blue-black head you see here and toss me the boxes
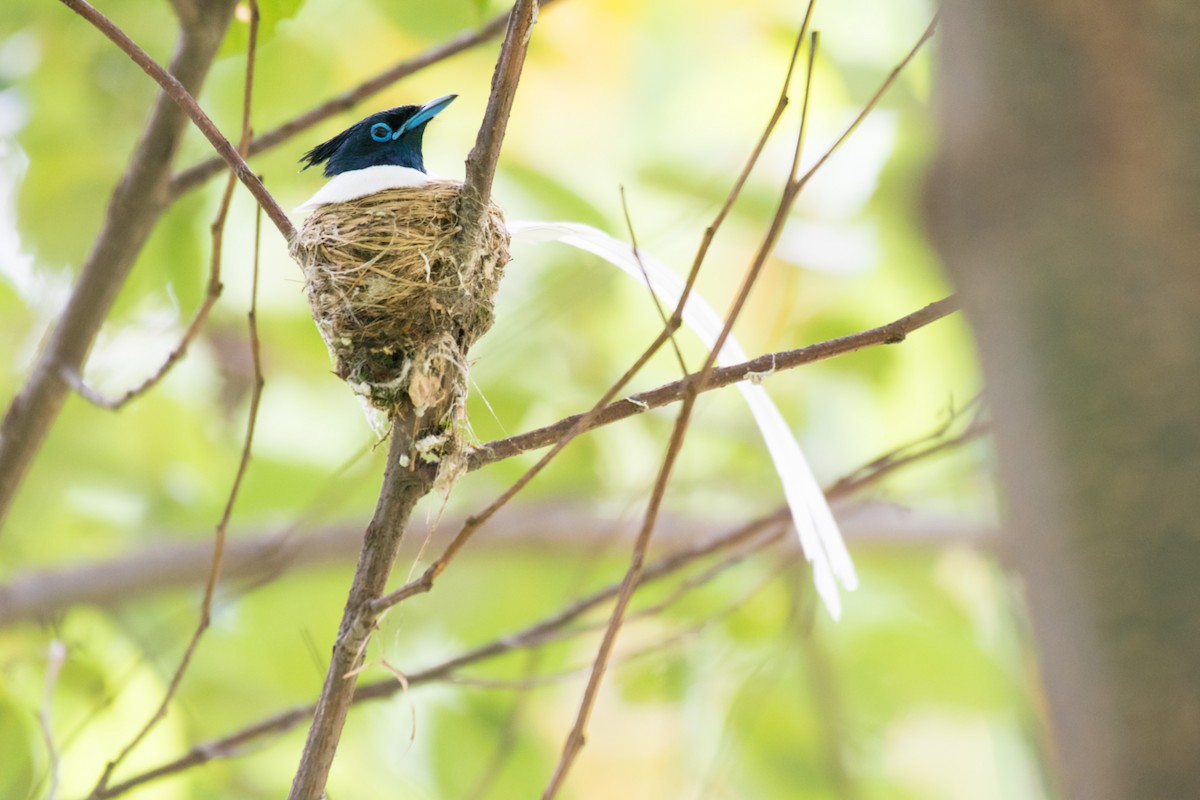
[300,94,457,177]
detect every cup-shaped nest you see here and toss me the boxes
[290,181,510,426]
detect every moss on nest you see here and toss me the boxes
[290,180,510,443]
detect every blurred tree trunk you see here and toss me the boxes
[926,2,1200,798]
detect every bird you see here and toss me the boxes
[295,94,457,212]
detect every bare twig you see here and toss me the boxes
[72,2,262,411]
[92,514,783,798]
[83,409,989,798]
[825,395,989,498]
[58,0,293,241]
[284,414,440,800]
[620,186,689,374]
[794,14,939,194]
[543,7,823,793]
[458,0,538,245]
[0,0,238,531]
[87,19,265,788]
[472,295,959,469]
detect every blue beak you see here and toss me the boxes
[395,94,457,138]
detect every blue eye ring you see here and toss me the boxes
[369,122,393,142]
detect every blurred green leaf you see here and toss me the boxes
[0,696,36,799]
[219,0,308,58]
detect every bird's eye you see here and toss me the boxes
[369,122,393,142]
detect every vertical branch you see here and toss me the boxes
[287,3,541,797]
[458,0,538,247]
[285,417,439,800]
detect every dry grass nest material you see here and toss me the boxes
[291,180,510,433]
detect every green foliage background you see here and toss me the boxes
[0,0,1047,797]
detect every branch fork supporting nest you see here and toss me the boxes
[291,180,510,470]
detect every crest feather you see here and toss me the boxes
[300,122,363,174]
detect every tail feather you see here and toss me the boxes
[508,220,857,618]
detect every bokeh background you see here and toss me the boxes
[0,0,1047,797]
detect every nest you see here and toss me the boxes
[290,180,510,458]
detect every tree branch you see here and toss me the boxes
[91,511,786,799]
[88,29,267,789]
[75,410,992,797]
[0,0,239,530]
[57,0,294,241]
[285,415,438,800]
[0,296,958,625]
[72,0,263,411]
[471,295,959,469]
[458,0,538,246]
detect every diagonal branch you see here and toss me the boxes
[91,513,786,799]
[88,13,266,790]
[0,296,957,625]
[58,0,294,241]
[471,295,960,470]
[71,3,263,412]
[0,0,238,531]
[284,414,439,800]
[79,413,990,798]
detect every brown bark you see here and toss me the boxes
[0,0,239,526]
[927,2,1200,797]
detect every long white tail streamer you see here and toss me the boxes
[507,220,858,618]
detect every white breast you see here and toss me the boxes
[294,165,433,212]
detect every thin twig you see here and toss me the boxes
[458,0,538,246]
[793,14,939,194]
[543,7,824,793]
[620,186,688,374]
[58,0,294,241]
[0,0,238,531]
[87,12,264,790]
[72,2,262,410]
[86,409,987,798]
[93,514,782,798]
[471,295,959,470]
[825,398,990,499]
